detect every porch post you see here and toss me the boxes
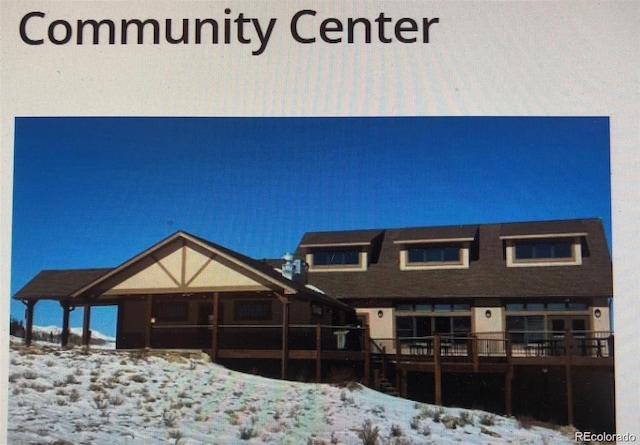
[210,292,220,362]
[23,300,36,347]
[60,302,71,347]
[315,324,322,383]
[145,295,152,349]
[279,293,290,380]
[82,303,91,347]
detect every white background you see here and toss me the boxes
[1,2,638,441]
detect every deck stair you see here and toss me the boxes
[377,375,399,397]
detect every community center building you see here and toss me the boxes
[13,217,614,431]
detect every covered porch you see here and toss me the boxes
[14,231,362,380]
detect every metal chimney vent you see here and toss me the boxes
[282,253,307,282]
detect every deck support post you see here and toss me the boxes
[364,325,371,386]
[400,368,408,398]
[564,331,574,425]
[395,337,402,391]
[60,302,71,347]
[23,300,36,347]
[210,292,220,362]
[82,303,92,347]
[565,361,574,426]
[505,365,514,416]
[145,295,152,349]
[315,324,322,383]
[434,334,442,405]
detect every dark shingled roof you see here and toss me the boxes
[296,218,612,301]
[299,229,384,246]
[392,225,478,242]
[14,268,112,300]
[499,219,592,237]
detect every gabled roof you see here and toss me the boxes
[67,231,296,298]
[296,218,612,300]
[13,231,352,311]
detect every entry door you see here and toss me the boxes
[356,313,369,328]
[548,316,589,355]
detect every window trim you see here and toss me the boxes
[306,250,368,272]
[399,241,470,270]
[504,236,582,267]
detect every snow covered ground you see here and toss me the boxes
[7,337,579,445]
[32,325,116,344]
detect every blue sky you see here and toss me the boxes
[10,117,611,337]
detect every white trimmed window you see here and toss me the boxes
[305,248,368,272]
[502,234,584,267]
[395,238,472,270]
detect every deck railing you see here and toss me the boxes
[216,324,366,351]
[149,323,366,351]
[148,324,613,359]
[508,330,613,358]
[370,330,614,359]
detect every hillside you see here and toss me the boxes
[7,339,578,444]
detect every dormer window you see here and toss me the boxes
[514,240,573,260]
[408,245,461,263]
[502,233,585,267]
[298,229,383,273]
[313,249,360,266]
[304,245,369,272]
[395,237,473,270]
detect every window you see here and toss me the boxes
[307,247,367,272]
[399,241,470,270]
[396,316,471,338]
[154,302,189,322]
[311,303,323,317]
[313,249,360,266]
[396,303,470,313]
[506,316,545,344]
[514,240,572,260]
[505,302,588,312]
[234,301,272,321]
[408,245,461,263]
[505,302,590,345]
[504,236,582,267]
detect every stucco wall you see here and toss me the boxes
[357,308,394,339]
[473,307,504,333]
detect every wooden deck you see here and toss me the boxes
[366,331,613,426]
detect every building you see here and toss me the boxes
[13,218,614,431]
[296,217,614,431]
